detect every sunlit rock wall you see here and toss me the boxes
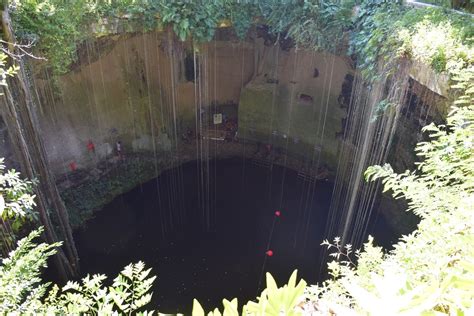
[239,40,351,170]
[33,30,255,175]
[26,26,449,237]
[33,28,351,176]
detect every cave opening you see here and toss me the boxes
[184,52,198,82]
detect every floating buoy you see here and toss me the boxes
[265,250,273,257]
[275,210,281,217]
[69,161,77,171]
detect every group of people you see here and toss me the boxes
[69,139,123,173]
[86,139,123,159]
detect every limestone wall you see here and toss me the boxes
[373,76,449,238]
[33,30,255,175]
[32,29,352,176]
[22,27,448,237]
[239,39,352,169]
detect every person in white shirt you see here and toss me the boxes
[116,141,123,160]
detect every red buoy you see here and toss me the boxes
[265,250,273,257]
[275,210,281,217]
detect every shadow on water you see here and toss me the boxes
[74,158,334,314]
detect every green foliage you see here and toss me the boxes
[192,270,307,315]
[158,1,223,42]
[0,228,156,314]
[0,53,18,89]
[258,0,353,52]
[373,98,395,119]
[350,1,474,81]
[227,2,256,40]
[11,0,354,74]
[0,157,36,251]
[0,158,36,224]
[309,88,474,314]
[244,270,306,315]
[10,0,473,83]
[61,157,158,228]
[45,261,156,314]
[150,0,354,49]
[11,0,159,75]
[0,227,59,313]
[452,66,474,105]
[0,155,158,313]
[349,0,405,80]
[12,0,93,74]
[92,0,161,30]
[1,227,308,315]
[397,10,473,74]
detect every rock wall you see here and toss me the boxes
[373,73,450,242]
[32,28,352,177]
[239,38,351,170]
[0,115,18,170]
[14,27,448,237]
[33,30,255,175]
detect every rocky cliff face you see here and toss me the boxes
[239,38,351,171]
[1,27,449,236]
[33,30,255,175]
[373,68,449,241]
[31,28,352,178]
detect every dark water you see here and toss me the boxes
[74,158,334,313]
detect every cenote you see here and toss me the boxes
[2,0,471,314]
[75,158,334,313]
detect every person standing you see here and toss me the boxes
[87,139,95,154]
[116,141,123,160]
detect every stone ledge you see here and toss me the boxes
[408,60,450,97]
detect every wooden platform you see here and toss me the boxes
[201,129,226,141]
[297,168,329,182]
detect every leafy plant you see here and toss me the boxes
[0,227,59,313]
[0,157,36,252]
[258,0,353,52]
[309,86,474,314]
[92,0,161,30]
[373,98,395,119]
[0,227,157,314]
[244,270,306,315]
[227,1,256,39]
[0,53,18,88]
[157,0,223,42]
[350,0,474,83]
[192,270,307,316]
[46,261,156,314]
[11,0,93,75]
[10,0,355,74]
[0,158,36,224]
